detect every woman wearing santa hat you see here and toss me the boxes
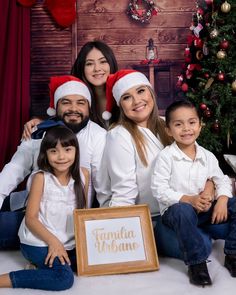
[96,69,214,259]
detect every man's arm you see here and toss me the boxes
[0,139,38,208]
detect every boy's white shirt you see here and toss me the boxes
[151,141,233,215]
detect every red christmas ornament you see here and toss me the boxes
[211,120,220,133]
[197,8,204,15]
[200,103,207,110]
[194,38,203,48]
[204,108,211,118]
[181,83,189,92]
[220,39,229,50]
[187,64,196,71]
[217,72,225,81]
[204,73,210,79]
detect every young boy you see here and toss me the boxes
[151,100,236,287]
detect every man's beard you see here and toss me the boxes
[56,112,89,133]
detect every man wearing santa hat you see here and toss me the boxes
[0,75,106,249]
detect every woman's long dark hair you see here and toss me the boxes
[71,40,119,127]
[37,125,86,209]
[71,40,118,82]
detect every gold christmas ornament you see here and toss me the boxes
[221,1,231,13]
[216,49,226,59]
[210,28,219,39]
[205,77,214,89]
[232,80,236,92]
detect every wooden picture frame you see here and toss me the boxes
[74,204,159,276]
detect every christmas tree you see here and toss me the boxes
[177,0,236,154]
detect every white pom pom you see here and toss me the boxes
[102,111,112,121]
[47,107,56,116]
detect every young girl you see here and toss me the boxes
[151,100,236,286]
[0,125,89,291]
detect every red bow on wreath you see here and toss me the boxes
[17,0,76,28]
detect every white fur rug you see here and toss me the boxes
[0,240,235,295]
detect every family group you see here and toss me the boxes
[0,41,235,291]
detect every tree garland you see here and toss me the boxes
[127,0,158,24]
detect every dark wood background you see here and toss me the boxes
[30,0,195,117]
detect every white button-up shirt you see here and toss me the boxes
[151,141,233,215]
[96,125,164,216]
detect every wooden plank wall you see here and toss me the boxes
[30,0,195,117]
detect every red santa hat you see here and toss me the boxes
[102,69,152,120]
[47,75,91,116]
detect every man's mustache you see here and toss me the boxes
[63,111,84,118]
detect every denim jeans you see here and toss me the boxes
[9,244,77,291]
[0,191,28,250]
[161,197,236,265]
[152,215,212,260]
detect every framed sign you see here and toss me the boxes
[74,204,159,276]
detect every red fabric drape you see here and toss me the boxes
[0,0,30,170]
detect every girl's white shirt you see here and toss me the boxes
[18,170,85,250]
[96,125,164,216]
[0,120,106,209]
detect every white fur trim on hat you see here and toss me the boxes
[54,81,91,106]
[102,111,112,121]
[47,107,56,116]
[112,72,152,105]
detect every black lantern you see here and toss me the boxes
[146,38,158,62]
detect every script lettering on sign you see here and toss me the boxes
[93,226,139,253]
[85,217,146,265]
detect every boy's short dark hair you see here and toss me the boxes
[165,100,201,127]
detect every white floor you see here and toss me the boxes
[0,240,235,295]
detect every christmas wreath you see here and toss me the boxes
[127,0,158,24]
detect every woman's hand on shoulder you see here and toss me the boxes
[22,118,43,140]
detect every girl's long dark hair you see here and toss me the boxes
[37,125,86,209]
